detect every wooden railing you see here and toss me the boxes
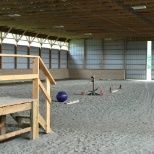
[0,54,56,139]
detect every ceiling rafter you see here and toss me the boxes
[0,0,154,40]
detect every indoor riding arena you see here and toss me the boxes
[1,1,154,154]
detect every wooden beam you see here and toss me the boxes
[15,115,30,119]
[39,47,41,57]
[0,46,1,69]
[30,100,39,140]
[32,57,39,139]
[14,45,17,69]
[0,74,38,81]
[84,39,86,69]
[10,113,25,124]
[0,116,6,135]
[58,49,60,69]
[45,77,51,133]
[38,114,46,131]
[39,79,51,103]
[49,48,52,69]
[0,102,31,115]
[0,54,40,58]
[0,127,31,140]
[27,46,30,69]
[33,57,39,100]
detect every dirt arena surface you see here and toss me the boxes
[1,79,154,154]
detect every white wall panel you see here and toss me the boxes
[103,40,124,69]
[51,49,59,68]
[69,40,84,69]
[60,50,67,69]
[85,39,102,69]
[30,46,39,68]
[126,41,147,79]
[2,44,15,69]
[41,48,50,68]
[17,45,28,69]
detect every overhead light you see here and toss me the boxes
[132,6,146,10]
[53,25,64,28]
[84,33,92,36]
[8,14,21,17]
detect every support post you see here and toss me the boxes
[27,46,30,69]
[32,57,39,138]
[14,45,17,69]
[0,116,6,135]
[49,48,52,69]
[45,77,51,133]
[0,31,2,69]
[30,100,39,140]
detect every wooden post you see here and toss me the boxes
[45,77,51,133]
[30,100,39,140]
[39,47,41,57]
[27,46,30,69]
[66,50,68,69]
[0,44,2,69]
[49,48,52,69]
[84,39,86,69]
[58,49,60,69]
[102,39,104,69]
[0,32,2,69]
[67,43,70,69]
[14,45,17,69]
[0,116,6,135]
[32,57,39,138]
[124,38,126,80]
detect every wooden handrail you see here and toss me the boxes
[0,54,39,58]
[0,74,38,81]
[0,54,56,85]
[0,54,55,136]
[39,57,56,84]
[39,79,51,103]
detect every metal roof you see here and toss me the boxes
[0,0,154,41]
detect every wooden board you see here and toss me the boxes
[0,74,38,81]
[0,97,34,107]
[0,54,39,58]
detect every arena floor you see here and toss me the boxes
[1,79,154,154]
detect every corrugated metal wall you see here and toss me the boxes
[51,49,59,68]
[85,39,102,69]
[29,46,39,68]
[2,43,15,69]
[1,44,68,69]
[126,41,147,79]
[41,48,50,68]
[60,50,67,69]
[69,40,84,69]
[17,45,28,69]
[103,40,124,69]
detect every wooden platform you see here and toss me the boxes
[0,54,56,141]
[0,97,39,141]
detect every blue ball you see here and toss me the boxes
[56,91,68,102]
